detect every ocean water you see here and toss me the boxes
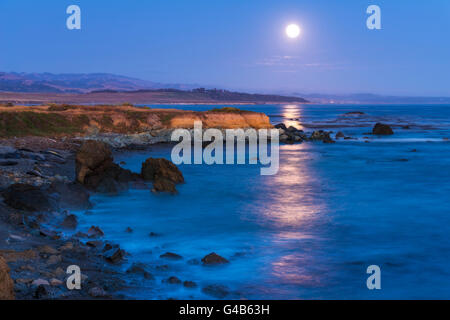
[75,104,450,299]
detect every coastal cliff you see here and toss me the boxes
[0,104,272,138]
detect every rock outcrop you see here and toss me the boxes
[0,256,15,300]
[141,158,184,194]
[372,123,394,135]
[76,140,142,194]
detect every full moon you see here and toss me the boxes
[286,24,301,38]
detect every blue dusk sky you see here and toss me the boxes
[0,0,449,96]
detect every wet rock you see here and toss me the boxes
[202,284,229,299]
[39,229,61,240]
[160,252,183,260]
[32,279,50,287]
[76,140,113,184]
[86,241,103,248]
[48,181,92,210]
[141,158,184,194]
[310,131,335,144]
[335,131,345,139]
[103,248,125,264]
[61,214,78,229]
[34,285,49,299]
[88,287,107,298]
[183,281,197,288]
[372,123,394,135]
[149,232,160,237]
[201,253,229,265]
[343,111,365,116]
[125,227,133,233]
[2,184,57,212]
[274,123,288,131]
[87,226,104,238]
[163,276,182,285]
[152,178,177,194]
[126,263,154,280]
[0,256,15,300]
[76,140,141,194]
[73,231,88,238]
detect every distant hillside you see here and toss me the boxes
[0,72,196,93]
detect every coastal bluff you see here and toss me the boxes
[0,104,272,139]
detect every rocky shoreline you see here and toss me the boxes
[0,115,396,299]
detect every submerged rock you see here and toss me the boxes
[160,252,183,260]
[202,284,229,299]
[201,253,229,265]
[0,256,15,300]
[163,276,182,285]
[372,123,394,135]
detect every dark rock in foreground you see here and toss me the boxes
[2,184,58,212]
[372,123,394,135]
[201,252,229,265]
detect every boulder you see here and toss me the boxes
[160,252,183,260]
[2,184,57,212]
[103,248,125,264]
[75,140,113,184]
[163,276,182,285]
[0,257,15,300]
[75,141,141,194]
[87,226,104,238]
[335,131,345,139]
[141,158,184,184]
[372,123,394,135]
[152,178,177,194]
[61,214,78,229]
[310,131,335,144]
[201,253,229,265]
[141,158,184,194]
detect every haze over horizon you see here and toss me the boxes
[1,0,449,96]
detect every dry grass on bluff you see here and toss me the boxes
[0,104,271,138]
